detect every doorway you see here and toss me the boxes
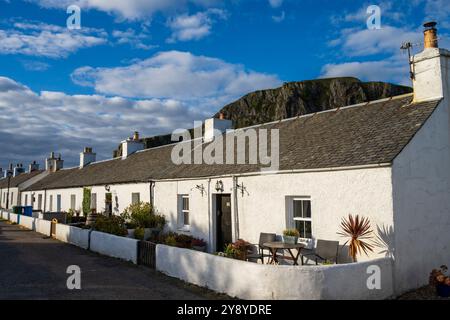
[216,194,232,252]
[105,193,112,216]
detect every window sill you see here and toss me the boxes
[177,226,191,233]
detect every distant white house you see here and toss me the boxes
[0,162,47,209]
[6,23,450,296]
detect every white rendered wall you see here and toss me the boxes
[26,183,150,214]
[154,168,394,261]
[392,99,450,294]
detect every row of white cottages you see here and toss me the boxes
[1,42,450,295]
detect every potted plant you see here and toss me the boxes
[192,238,207,252]
[283,229,300,244]
[429,265,450,297]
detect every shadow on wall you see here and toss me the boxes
[374,224,395,258]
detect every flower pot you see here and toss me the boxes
[282,236,298,244]
[436,284,450,297]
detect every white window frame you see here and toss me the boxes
[70,195,76,211]
[178,195,190,231]
[287,197,313,241]
[131,192,140,205]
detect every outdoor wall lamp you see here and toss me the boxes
[105,185,111,192]
[215,180,224,193]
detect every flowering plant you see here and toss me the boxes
[429,265,450,287]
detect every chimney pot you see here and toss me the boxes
[133,131,140,141]
[219,113,225,120]
[424,21,438,49]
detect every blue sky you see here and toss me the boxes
[0,0,449,168]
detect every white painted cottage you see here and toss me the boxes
[0,162,47,209]
[11,24,450,295]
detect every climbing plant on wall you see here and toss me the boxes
[82,187,91,216]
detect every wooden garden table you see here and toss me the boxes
[263,242,305,266]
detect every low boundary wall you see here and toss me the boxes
[156,244,394,300]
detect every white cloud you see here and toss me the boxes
[331,26,421,57]
[112,28,156,50]
[268,0,283,8]
[28,0,221,21]
[71,50,281,100]
[0,76,208,168]
[167,9,227,43]
[21,60,51,71]
[320,56,411,85]
[0,21,107,58]
[272,11,285,23]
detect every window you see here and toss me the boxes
[49,195,53,212]
[288,198,312,239]
[56,195,61,212]
[131,193,140,205]
[91,193,97,211]
[25,195,28,206]
[70,195,76,211]
[38,194,42,210]
[178,195,190,228]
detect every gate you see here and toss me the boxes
[138,241,156,268]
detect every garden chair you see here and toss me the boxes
[246,233,276,264]
[300,239,339,265]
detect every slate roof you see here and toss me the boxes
[0,170,44,189]
[25,94,442,191]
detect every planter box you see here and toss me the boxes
[282,236,298,244]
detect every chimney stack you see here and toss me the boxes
[204,114,233,143]
[412,22,450,103]
[46,152,64,172]
[424,21,438,49]
[80,147,96,169]
[13,163,25,177]
[28,161,39,172]
[121,132,144,160]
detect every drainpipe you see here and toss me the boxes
[233,176,240,240]
[207,178,212,252]
[149,181,155,208]
[43,189,47,213]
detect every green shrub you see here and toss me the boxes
[134,227,145,240]
[122,202,166,229]
[283,229,300,237]
[93,215,127,236]
[82,188,91,216]
[164,234,177,246]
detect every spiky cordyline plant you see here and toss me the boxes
[338,214,374,262]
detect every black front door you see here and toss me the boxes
[216,194,232,252]
[105,193,112,216]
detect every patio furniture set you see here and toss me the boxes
[246,233,339,266]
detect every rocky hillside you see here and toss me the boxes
[214,77,412,129]
[113,77,412,156]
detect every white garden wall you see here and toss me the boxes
[9,212,18,224]
[55,223,90,249]
[90,231,138,264]
[35,218,51,236]
[156,245,394,300]
[19,215,36,230]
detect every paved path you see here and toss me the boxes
[0,220,224,300]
